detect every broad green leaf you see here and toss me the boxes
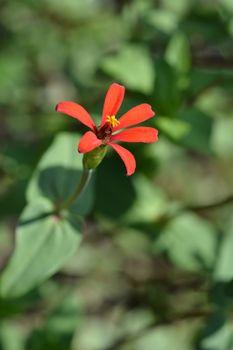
[27,132,94,215]
[201,323,233,350]
[146,10,178,34]
[156,116,191,141]
[165,32,191,75]
[0,199,82,298]
[200,312,233,350]
[121,309,154,335]
[95,154,136,219]
[221,0,233,13]
[101,44,155,94]
[188,69,233,100]
[43,0,102,20]
[178,108,213,154]
[72,318,117,350]
[195,86,232,119]
[211,117,233,157]
[122,174,168,224]
[121,321,201,350]
[155,212,217,272]
[152,60,181,116]
[214,217,233,282]
[95,155,167,224]
[0,322,25,350]
[162,0,192,16]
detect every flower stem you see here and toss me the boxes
[56,168,93,212]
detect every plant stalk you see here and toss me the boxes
[56,168,92,212]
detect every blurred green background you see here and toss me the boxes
[0,0,233,349]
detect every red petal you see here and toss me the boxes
[101,83,125,127]
[114,104,155,131]
[111,127,158,143]
[78,131,102,153]
[108,142,136,176]
[56,101,95,130]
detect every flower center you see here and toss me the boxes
[96,116,119,143]
[97,124,112,142]
[106,115,120,128]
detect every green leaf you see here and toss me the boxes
[214,217,233,282]
[211,117,233,157]
[165,32,191,75]
[200,312,233,350]
[221,0,233,13]
[95,154,136,219]
[44,0,103,21]
[155,212,217,272]
[0,321,26,350]
[101,44,155,94]
[72,318,117,350]
[188,69,233,100]
[27,132,94,215]
[122,174,168,224]
[152,60,181,116]
[162,0,192,16]
[156,117,191,141]
[0,199,82,298]
[121,321,201,350]
[95,155,167,224]
[146,10,178,34]
[178,108,213,154]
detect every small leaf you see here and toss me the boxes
[0,199,82,298]
[155,212,217,272]
[101,44,155,94]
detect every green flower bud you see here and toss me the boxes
[83,145,108,170]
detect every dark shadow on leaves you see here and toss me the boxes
[19,211,53,227]
[94,154,136,218]
[38,166,83,204]
[37,166,93,215]
[192,252,212,274]
[16,166,87,232]
[26,329,72,350]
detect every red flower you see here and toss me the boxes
[56,83,158,176]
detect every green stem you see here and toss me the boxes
[56,168,93,212]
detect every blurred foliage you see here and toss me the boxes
[0,0,233,349]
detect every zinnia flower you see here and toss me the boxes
[56,83,158,176]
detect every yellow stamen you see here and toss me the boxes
[106,115,120,128]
